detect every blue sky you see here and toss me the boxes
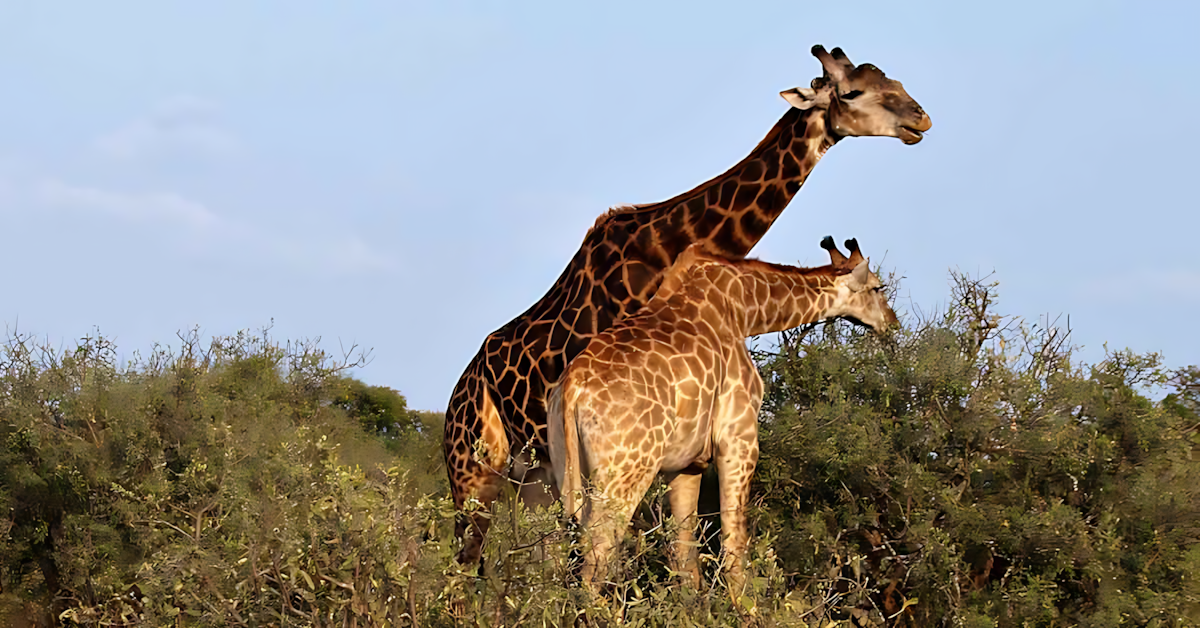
[2,1,1196,410]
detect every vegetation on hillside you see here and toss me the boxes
[1,273,1197,626]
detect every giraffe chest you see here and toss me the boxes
[584,335,747,474]
[658,346,760,473]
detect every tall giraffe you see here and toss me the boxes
[546,238,898,597]
[444,45,931,566]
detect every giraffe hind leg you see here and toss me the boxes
[452,462,507,568]
[444,362,511,568]
[578,465,658,596]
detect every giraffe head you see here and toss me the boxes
[780,45,931,145]
[821,236,899,331]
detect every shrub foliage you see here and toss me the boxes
[0,273,1197,626]
[750,273,1200,626]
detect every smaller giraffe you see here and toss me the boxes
[547,237,898,599]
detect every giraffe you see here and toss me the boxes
[546,237,898,598]
[444,45,931,567]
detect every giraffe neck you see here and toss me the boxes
[635,104,839,260]
[587,104,840,313]
[732,261,840,337]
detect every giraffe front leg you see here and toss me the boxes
[664,470,703,586]
[714,422,759,600]
[513,461,559,563]
[514,457,560,511]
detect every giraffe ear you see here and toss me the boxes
[780,87,819,110]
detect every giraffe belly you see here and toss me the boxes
[658,414,715,473]
[655,367,717,473]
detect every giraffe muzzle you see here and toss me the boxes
[897,127,925,144]
[897,110,933,144]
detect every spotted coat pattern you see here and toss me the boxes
[443,46,932,566]
[547,240,898,596]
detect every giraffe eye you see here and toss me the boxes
[841,90,863,101]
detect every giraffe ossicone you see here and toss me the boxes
[547,238,898,599]
[443,44,931,569]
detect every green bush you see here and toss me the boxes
[1,270,1197,626]
[751,272,1200,626]
[0,328,451,626]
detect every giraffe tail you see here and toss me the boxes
[546,378,583,520]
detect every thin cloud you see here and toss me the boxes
[36,178,220,228]
[7,92,400,277]
[94,96,240,162]
[29,177,398,274]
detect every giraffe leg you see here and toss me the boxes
[513,461,559,563]
[444,359,511,568]
[579,466,657,596]
[664,470,703,585]
[452,464,507,569]
[513,453,559,511]
[714,415,760,599]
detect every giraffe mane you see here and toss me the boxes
[654,246,845,303]
[587,202,658,234]
[678,246,850,276]
[734,256,848,277]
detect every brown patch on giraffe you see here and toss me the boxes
[709,218,742,256]
[717,180,738,209]
[780,152,802,180]
[691,208,724,240]
[731,183,760,212]
[738,159,765,182]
